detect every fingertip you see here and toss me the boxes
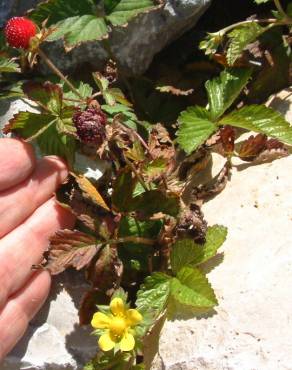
[0,138,36,191]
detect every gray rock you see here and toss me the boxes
[0,0,39,26]
[0,0,212,76]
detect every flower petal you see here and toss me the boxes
[126,309,143,326]
[110,298,125,317]
[98,331,116,352]
[91,312,111,329]
[120,332,135,352]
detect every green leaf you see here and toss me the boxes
[23,82,63,115]
[102,104,138,130]
[47,15,108,49]
[0,57,20,73]
[227,23,267,65]
[170,267,217,309]
[170,225,227,274]
[136,273,171,314]
[29,0,95,25]
[63,81,93,106]
[30,0,158,50]
[205,68,252,120]
[177,106,217,154]
[130,190,180,217]
[118,216,162,271]
[5,112,75,164]
[220,105,292,146]
[106,0,157,26]
[143,158,168,181]
[112,168,137,212]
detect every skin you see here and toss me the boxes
[0,138,75,361]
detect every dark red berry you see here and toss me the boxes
[73,107,107,145]
[5,17,37,49]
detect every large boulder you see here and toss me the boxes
[0,0,212,75]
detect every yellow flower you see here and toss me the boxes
[91,297,143,352]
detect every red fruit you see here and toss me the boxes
[4,17,37,49]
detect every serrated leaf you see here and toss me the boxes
[73,174,110,211]
[177,106,217,154]
[136,273,171,314]
[0,57,20,73]
[227,23,267,65]
[106,0,158,26]
[37,123,76,165]
[102,104,138,130]
[63,81,93,106]
[29,0,95,25]
[170,225,227,274]
[205,68,252,120]
[48,15,108,49]
[41,229,101,275]
[23,81,63,115]
[220,105,292,146]
[170,267,217,309]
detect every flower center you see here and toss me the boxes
[109,317,127,337]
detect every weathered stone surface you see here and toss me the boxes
[2,272,97,370]
[0,0,212,75]
[152,90,292,370]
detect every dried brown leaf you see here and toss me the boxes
[73,174,110,211]
[191,161,231,201]
[86,245,123,295]
[41,230,101,275]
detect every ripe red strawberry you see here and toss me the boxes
[4,17,37,49]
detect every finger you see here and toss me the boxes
[0,197,75,308]
[0,138,36,192]
[0,156,69,238]
[0,271,51,360]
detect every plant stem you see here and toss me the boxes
[124,156,149,191]
[107,236,155,246]
[274,0,287,18]
[38,48,84,100]
[219,18,279,35]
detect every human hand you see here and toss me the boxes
[0,138,75,360]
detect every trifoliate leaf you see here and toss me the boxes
[177,106,217,154]
[220,105,292,146]
[205,68,252,120]
[170,225,228,274]
[170,267,218,309]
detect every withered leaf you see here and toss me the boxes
[43,230,101,275]
[176,204,207,243]
[148,124,175,162]
[238,134,267,161]
[220,126,236,155]
[73,173,110,212]
[86,245,123,295]
[191,161,231,202]
[156,85,194,96]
